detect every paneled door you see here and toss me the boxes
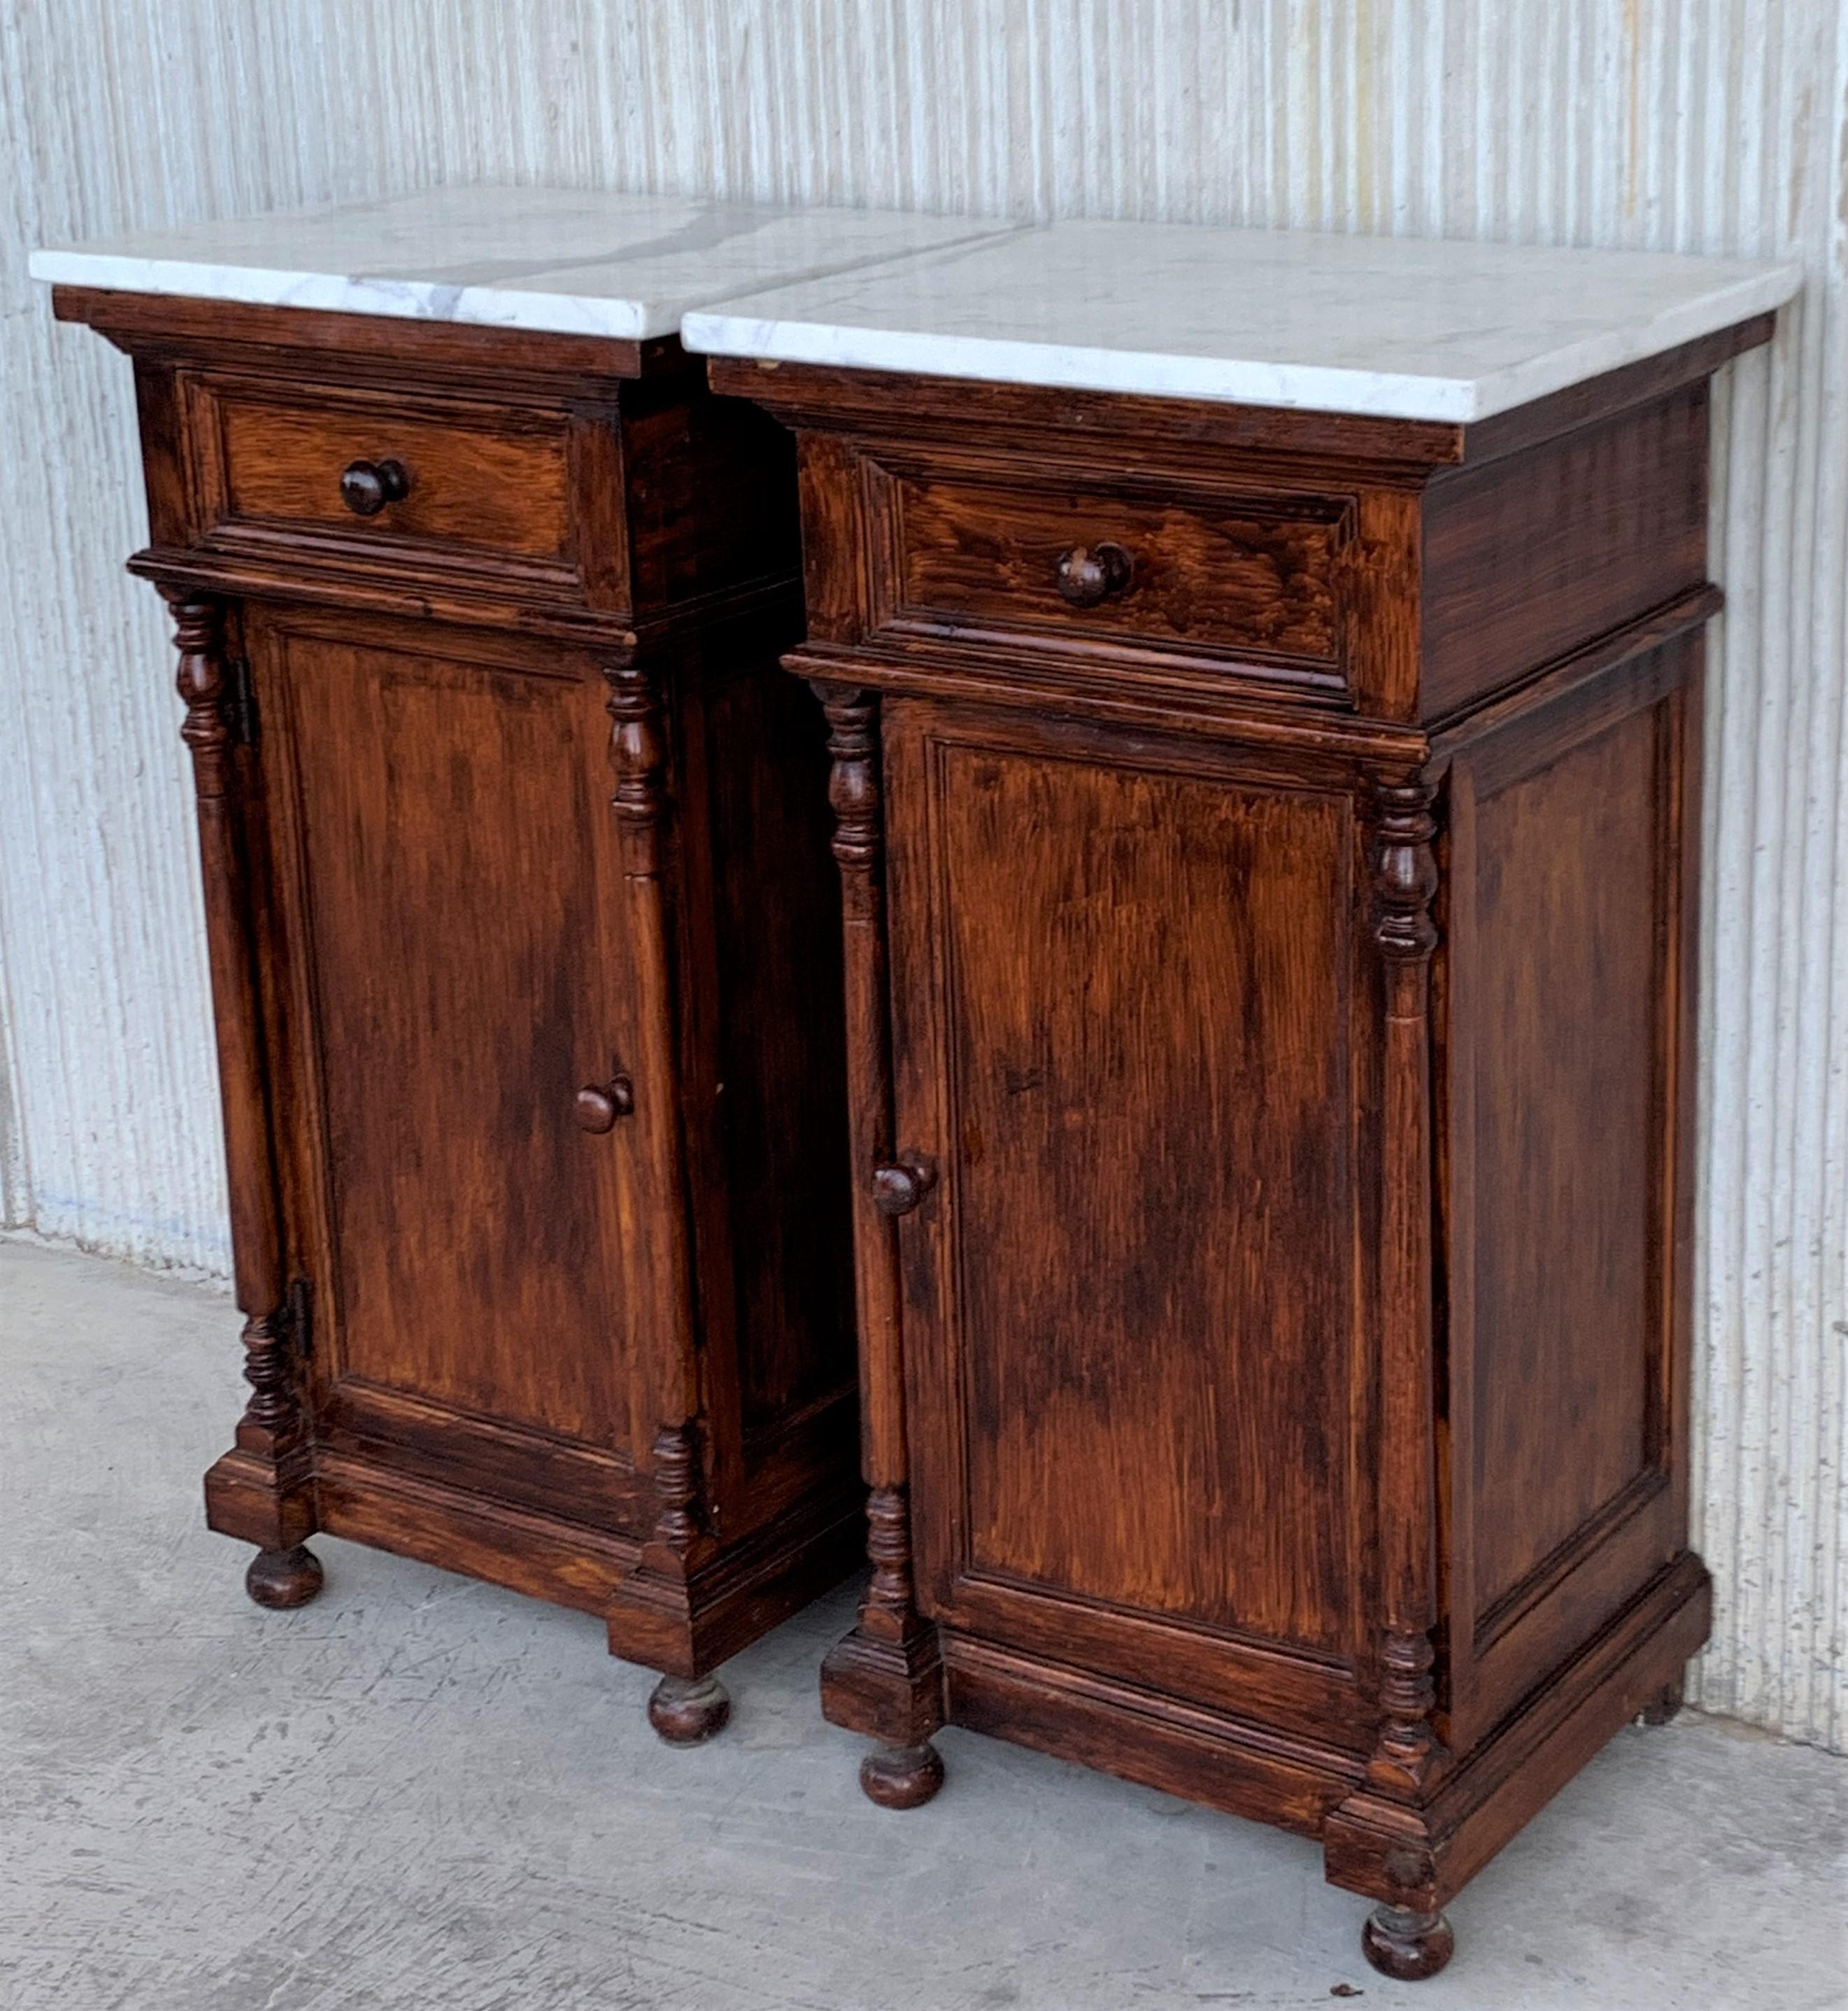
[245,602,651,1507]
[883,699,1377,1746]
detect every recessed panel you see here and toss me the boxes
[210,381,574,560]
[1467,705,1663,1623]
[915,734,1357,1654]
[893,474,1349,683]
[266,624,635,1449]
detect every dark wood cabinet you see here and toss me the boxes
[713,321,1769,1973]
[58,288,860,1738]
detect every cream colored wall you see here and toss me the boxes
[1,0,1841,1750]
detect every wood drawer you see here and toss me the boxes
[179,369,625,613]
[877,468,1356,697]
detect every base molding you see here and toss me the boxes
[943,1632,1360,1838]
[913,1550,1710,1912]
[313,1448,635,1615]
[821,1621,947,1747]
[209,1440,863,1681]
[1323,1551,1712,1910]
[204,1444,316,1554]
[606,1481,865,1677]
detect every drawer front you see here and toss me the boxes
[218,395,570,557]
[885,470,1354,693]
[180,371,621,612]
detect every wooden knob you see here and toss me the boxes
[1055,541,1132,606]
[574,1077,634,1133]
[339,457,411,516]
[872,1153,938,1216]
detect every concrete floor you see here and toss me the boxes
[1,1236,1843,2011]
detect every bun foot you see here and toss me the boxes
[1361,1903,1455,1981]
[1639,1677,1684,1726]
[244,1544,323,1610]
[859,1740,945,1809]
[648,1672,731,1745]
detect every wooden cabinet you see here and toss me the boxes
[58,288,860,1738]
[713,327,1767,1974]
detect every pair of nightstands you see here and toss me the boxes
[36,190,1797,1978]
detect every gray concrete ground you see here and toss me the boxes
[1,1235,1843,2011]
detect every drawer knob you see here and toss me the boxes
[872,1153,938,1216]
[574,1076,635,1133]
[339,457,411,516]
[1055,541,1132,607]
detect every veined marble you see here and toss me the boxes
[29,185,1023,341]
[682,220,1803,422]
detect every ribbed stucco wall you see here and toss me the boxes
[2,0,1842,1749]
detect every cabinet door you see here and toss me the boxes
[886,701,1374,1742]
[246,605,646,1492]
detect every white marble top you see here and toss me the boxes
[683,221,1802,422]
[29,185,1023,342]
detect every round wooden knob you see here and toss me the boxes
[872,1154,937,1216]
[1055,541,1132,606]
[339,457,411,516]
[574,1077,634,1133]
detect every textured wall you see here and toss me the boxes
[1,0,1842,1749]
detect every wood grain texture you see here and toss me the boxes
[169,353,625,623]
[1464,707,1661,1616]
[733,359,1427,720]
[211,384,574,560]
[888,471,1349,682]
[706,356,1463,470]
[1438,635,1703,1752]
[688,658,853,1447]
[52,284,655,385]
[73,294,804,650]
[10,6,1840,1756]
[254,610,637,1447]
[1362,769,1445,1805]
[888,713,1360,1656]
[747,329,1754,1954]
[1420,385,1708,722]
[167,588,315,1561]
[619,372,800,610]
[811,683,946,1758]
[54,294,860,1689]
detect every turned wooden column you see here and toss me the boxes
[601,658,729,1744]
[1353,768,1454,1982]
[169,588,320,1609]
[812,683,945,1809]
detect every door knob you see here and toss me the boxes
[1054,541,1132,606]
[339,457,411,516]
[872,1152,938,1216]
[574,1076,635,1133]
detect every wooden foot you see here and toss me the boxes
[648,1672,731,1745]
[1361,1903,1455,1981]
[1639,1677,1684,1726]
[859,1740,945,1810]
[244,1544,323,1610]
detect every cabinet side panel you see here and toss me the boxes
[899,719,1360,1656]
[1449,656,1690,1700]
[623,379,799,613]
[1421,388,1706,721]
[697,658,857,1444]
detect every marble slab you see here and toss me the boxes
[682,220,1803,422]
[29,185,1024,341]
